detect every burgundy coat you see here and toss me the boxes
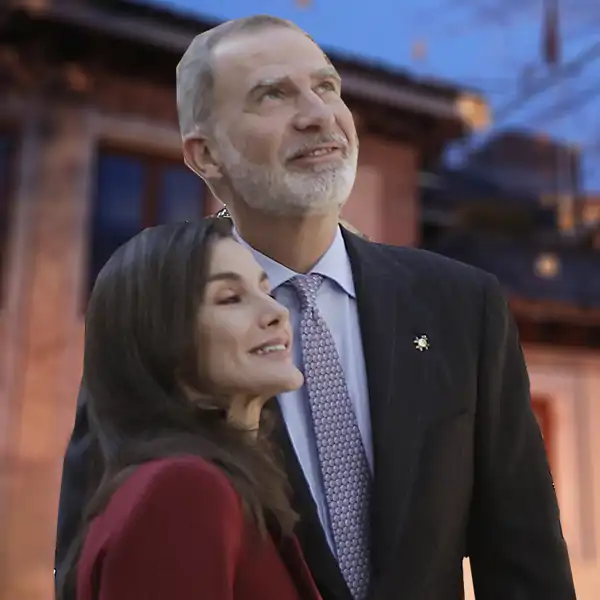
[77,456,322,600]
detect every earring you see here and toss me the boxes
[215,206,231,219]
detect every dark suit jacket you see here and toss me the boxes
[56,229,576,600]
[75,456,321,600]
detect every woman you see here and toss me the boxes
[57,218,320,600]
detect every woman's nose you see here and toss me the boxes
[259,296,290,329]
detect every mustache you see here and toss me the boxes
[286,133,349,160]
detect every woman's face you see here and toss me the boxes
[198,237,303,399]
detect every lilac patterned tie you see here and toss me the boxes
[287,273,371,600]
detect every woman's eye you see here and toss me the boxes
[217,294,241,305]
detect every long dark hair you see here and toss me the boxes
[57,218,297,599]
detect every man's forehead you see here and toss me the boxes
[212,28,330,89]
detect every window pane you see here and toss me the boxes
[94,153,145,232]
[158,165,204,223]
[89,151,146,288]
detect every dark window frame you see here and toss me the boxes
[86,142,208,306]
[0,123,19,307]
[95,141,207,227]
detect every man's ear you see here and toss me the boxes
[182,133,223,180]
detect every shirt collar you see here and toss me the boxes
[232,225,356,298]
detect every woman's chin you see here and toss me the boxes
[254,368,304,398]
[285,368,304,392]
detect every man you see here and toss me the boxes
[56,15,576,600]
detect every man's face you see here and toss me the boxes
[207,26,358,216]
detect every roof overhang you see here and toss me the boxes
[6,0,491,134]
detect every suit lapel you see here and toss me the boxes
[342,231,446,580]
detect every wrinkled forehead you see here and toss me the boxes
[211,27,332,105]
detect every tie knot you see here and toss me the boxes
[287,273,324,310]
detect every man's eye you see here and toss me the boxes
[261,88,285,101]
[316,81,337,93]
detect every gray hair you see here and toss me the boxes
[176,15,307,138]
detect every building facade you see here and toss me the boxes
[0,2,486,599]
[421,131,600,600]
[1,2,599,600]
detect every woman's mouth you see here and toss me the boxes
[252,343,287,355]
[249,339,291,359]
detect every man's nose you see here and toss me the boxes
[293,94,336,131]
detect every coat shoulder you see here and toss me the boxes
[373,242,496,291]
[94,456,241,544]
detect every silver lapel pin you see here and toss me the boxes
[413,334,430,351]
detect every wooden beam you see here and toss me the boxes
[516,318,600,349]
[510,297,600,326]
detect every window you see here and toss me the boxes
[0,130,16,306]
[88,146,206,294]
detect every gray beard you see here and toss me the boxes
[214,131,358,216]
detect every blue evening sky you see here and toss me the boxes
[140,0,600,191]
